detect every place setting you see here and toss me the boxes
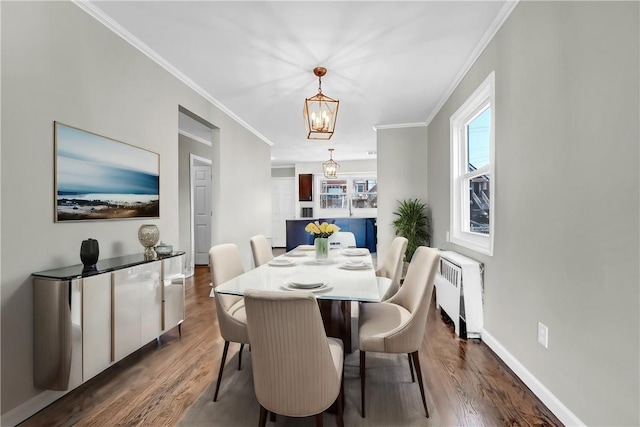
[280,276,332,293]
[341,248,369,257]
[340,258,372,270]
[267,258,296,267]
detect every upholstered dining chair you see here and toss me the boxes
[249,234,273,267]
[375,236,408,301]
[329,231,356,249]
[209,243,249,402]
[244,289,344,427]
[358,246,440,418]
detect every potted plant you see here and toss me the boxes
[392,199,431,263]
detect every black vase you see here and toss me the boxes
[80,238,99,270]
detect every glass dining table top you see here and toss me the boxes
[214,246,382,302]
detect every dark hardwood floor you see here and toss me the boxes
[19,265,562,427]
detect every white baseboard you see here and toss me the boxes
[1,389,68,427]
[482,329,585,427]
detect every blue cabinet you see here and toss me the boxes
[286,218,377,252]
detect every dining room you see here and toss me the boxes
[2,1,638,426]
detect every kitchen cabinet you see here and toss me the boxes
[298,173,313,201]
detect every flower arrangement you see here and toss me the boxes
[305,221,340,238]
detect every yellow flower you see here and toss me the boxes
[305,221,340,238]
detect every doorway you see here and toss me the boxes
[191,155,212,266]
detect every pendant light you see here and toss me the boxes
[303,67,339,140]
[322,148,339,178]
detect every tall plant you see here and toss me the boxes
[392,199,431,262]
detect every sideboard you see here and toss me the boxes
[32,252,185,391]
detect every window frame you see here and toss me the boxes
[450,72,495,256]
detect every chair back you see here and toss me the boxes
[376,236,408,299]
[250,234,273,267]
[385,246,440,351]
[244,290,342,417]
[209,244,246,342]
[329,231,356,248]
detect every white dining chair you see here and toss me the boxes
[329,231,356,249]
[209,243,249,402]
[244,289,344,427]
[250,234,273,267]
[358,246,440,418]
[375,236,408,301]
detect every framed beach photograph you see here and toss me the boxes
[54,122,160,222]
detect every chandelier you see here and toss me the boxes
[303,67,339,140]
[322,148,339,178]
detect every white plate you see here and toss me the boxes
[288,278,326,288]
[268,259,296,267]
[342,249,368,256]
[286,251,307,257]
[298,245,315,251]
[281,283,332,293]
[340,262,372,270]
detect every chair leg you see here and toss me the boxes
[269,412,276,422]
[258,405,268,427]
[410,351,429,418]
[238,343,245,370]
[408,353,416,382]
[360,350,366,418]
[336,374,345,427]
[315,412,323,427]
[213,341,230,402]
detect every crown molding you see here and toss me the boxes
[372,122,428,132]
[425,0,520,126]
[72,0,274,147]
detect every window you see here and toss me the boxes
[318,176,377,216]
[450,72,495,255]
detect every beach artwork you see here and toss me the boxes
[55,122,160,221]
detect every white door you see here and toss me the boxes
[271,178,295,247]
[193,164,212,265]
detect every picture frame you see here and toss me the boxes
[54,122,160,222]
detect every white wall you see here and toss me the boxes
[427,2,639,425]
[376,126,429,264]
[0,1,270,420]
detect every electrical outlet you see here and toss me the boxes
[537,322,548,348]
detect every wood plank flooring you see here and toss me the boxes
[19,265,562,427]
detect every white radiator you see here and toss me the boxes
[434,251,484,339]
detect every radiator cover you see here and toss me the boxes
[434,251,484,339]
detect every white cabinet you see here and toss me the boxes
[162,254,185,333]
[33,252,184,392]
[113,262,162,361]
[82,274,112,381]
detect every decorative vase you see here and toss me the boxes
[138,224,160,260]
[80,238,99,271]
[315,237,329,260]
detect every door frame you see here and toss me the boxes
[189,153,212,276]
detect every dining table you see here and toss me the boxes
[213,245,388,353]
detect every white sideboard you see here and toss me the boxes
[32,252,185,391]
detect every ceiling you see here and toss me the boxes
[87,1,510,167]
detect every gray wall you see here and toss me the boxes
[1,1,270,419]
[376,127,429,264]
[428,2,639,425]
